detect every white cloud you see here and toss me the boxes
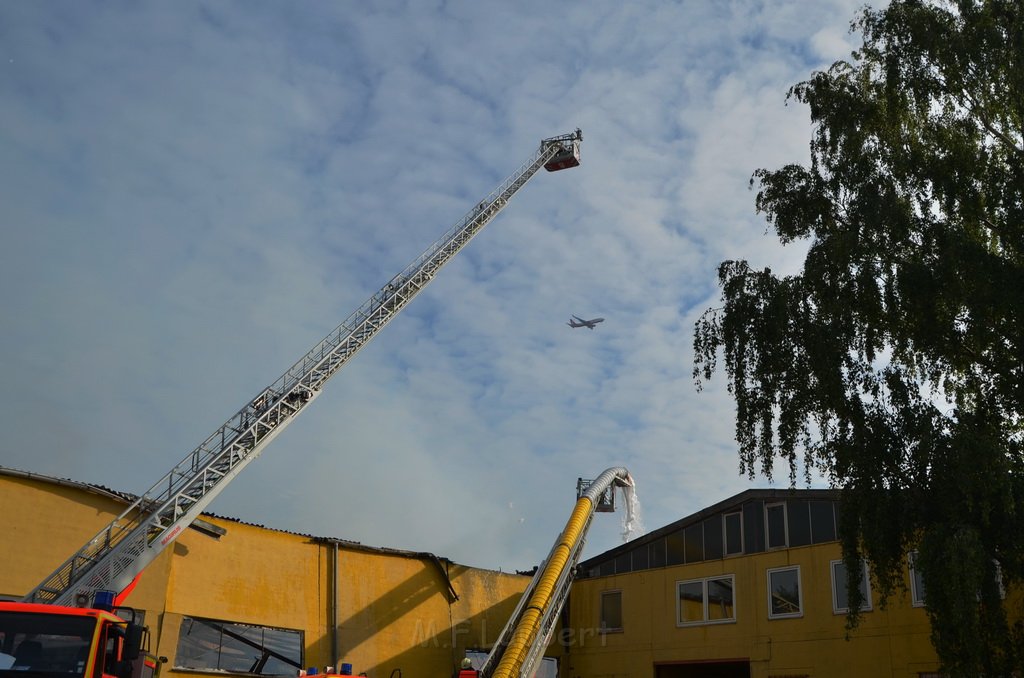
[0,0,868,572]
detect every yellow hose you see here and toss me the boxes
[490,497,593,678]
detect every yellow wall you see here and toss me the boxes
[16,471,1017,678]
[331,550,526,676]
[0,473,177,616]
[0,471,531,675]
[567,542,940,678]
[0,474,139,599]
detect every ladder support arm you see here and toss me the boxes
[22,131,582,608]
[483,467,633,678]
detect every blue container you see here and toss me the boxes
[340,664,353,675]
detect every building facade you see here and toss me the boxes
[0,467,529,675]
[565,489,943,678]
[10,471,1019,678]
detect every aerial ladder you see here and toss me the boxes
[21,129,583,609]
[478,467,635,678]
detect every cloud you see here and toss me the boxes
[1,0,866,572]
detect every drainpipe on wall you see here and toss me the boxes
[331,541,339,665]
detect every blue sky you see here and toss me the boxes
[0,1,867,572]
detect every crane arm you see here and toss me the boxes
[481,467,633,678]
[23,130,583,607]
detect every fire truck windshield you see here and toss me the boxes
[0,611,96,677]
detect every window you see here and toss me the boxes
[787,502,811,547]
[831,559,872,613]
[743,501,765,552]
[765,502,788,549]
[909,551,926,607]
[703,515,724,560]
[175,617,303,674]
[809,500,837,542]
[600,590,622,632]
[767,566,802,618]
[908,552,1004,608]
[0,611,94,673]
[676,575,736,625]
[534,657,558,678]
[724,511,743,555]
[632,544,649,570]
[683,523,704,563]
[666,530,686,566]
[649,538,666,568]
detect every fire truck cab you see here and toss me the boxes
[0,601,159,678]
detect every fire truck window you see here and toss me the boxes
[0,612,94,675]
[104,635,117,669]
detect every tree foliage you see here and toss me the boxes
[693,1,1023,673]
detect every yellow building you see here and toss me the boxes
[0,467,530,675]
[565,489,943,678]
[12,470,1016,678]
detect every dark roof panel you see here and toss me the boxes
[579,487,839,572]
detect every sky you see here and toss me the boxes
[0,0,871,574]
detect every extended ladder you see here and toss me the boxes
[24,130,583,607]
[481,467,633,678]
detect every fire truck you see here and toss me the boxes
[0,131,585,676]
[0,598,157,678]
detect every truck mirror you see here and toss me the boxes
[123,623,144,661]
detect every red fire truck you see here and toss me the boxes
[0,598,159,678]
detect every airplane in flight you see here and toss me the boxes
[567,315,604,329]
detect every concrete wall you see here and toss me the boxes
[0,470,530,675]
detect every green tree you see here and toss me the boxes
[692,1,1023,674]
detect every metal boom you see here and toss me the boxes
[24,130,583,607]
[480,467,633,678]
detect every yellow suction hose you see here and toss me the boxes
[490,496,594,678]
